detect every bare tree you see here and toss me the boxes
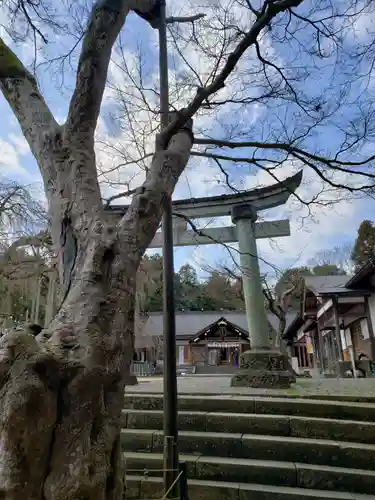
[262,275,303,347]
[0,179,52,283]
[1,0,375,498]
[101,1,375,214]
[307,244,355,275]
[211,262,302,347]
[133,254,163,359]
[0,181,53,324]
[0,180,46,241]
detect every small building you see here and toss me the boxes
[284,262,375,375]
[135,310,297,368]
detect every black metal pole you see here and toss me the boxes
[179,462,189,500]
[158,0,179,497]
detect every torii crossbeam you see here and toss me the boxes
[106,170,302,245]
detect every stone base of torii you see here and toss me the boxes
[231,350,294,388]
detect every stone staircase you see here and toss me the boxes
[122,393,375,499]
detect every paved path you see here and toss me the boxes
[127,375,375,398]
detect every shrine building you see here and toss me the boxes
[134,311,296,368]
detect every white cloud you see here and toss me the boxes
[174,159,373,279]
[97,3,267,202]
[346,1,375,43]
[244,163,370,274]
[0,138,32,181]
[175,156,224,199]
[7,133,30,156]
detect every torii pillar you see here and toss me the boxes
[231,204,295,388]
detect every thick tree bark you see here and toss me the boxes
[0,202,127,498]
[0,119,193,498]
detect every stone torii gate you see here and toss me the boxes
[106,170,303,388]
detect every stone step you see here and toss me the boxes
[120,429,375,470]
[125,392,375,404]
[123,394,375,422]
[123,452,375,495]
[122,409,375,444]
[125,475,375,499]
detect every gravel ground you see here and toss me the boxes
[126,375,375,398]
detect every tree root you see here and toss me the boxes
[0,329,125,500]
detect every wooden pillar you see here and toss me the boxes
[332,297,344,362]
[329,331,336,368]
[301,342,307,368]
[299,344,303,368]
[307,336,312,368]
[349,326,357,360]
[364,296,375,360]
[296,342,301,368]
[316,322,325,373]
[34,277,42,325]
[311,331,319,368]
[325,331,333,371]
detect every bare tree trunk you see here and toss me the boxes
[274,312,286,349]
[0,227,136,500]
[34,275,42,324]
[44,272,56,327]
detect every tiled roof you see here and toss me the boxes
[140,310,298,339]
[346,258,375,289]
[304,275,352,295]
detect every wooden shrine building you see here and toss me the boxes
[284,261,375,375]
[135,311,296,369]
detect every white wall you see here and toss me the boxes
[344,328,352,348]
[178,346,185,365]
[368,294,375,330]
[340,329,348,349]
[361,318,370,340]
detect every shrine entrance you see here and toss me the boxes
[189,317,249,367]
[107,170,302,386]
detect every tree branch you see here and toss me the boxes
[166,14,206,24]
[65,0,132,141]
[104,187,138,207]
[159,0,303,146]
[0,38,58,163]
[194,138,375,170]
[192,150,264,165]
[116,121,193,268]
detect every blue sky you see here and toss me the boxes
[1,0,375,280]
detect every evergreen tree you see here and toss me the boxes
[175,264,202,311]
[137,254,164,312]
[178,263,199,287]
[203,271,244,311]
[352,220,375,270]
[312,264,346,276]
